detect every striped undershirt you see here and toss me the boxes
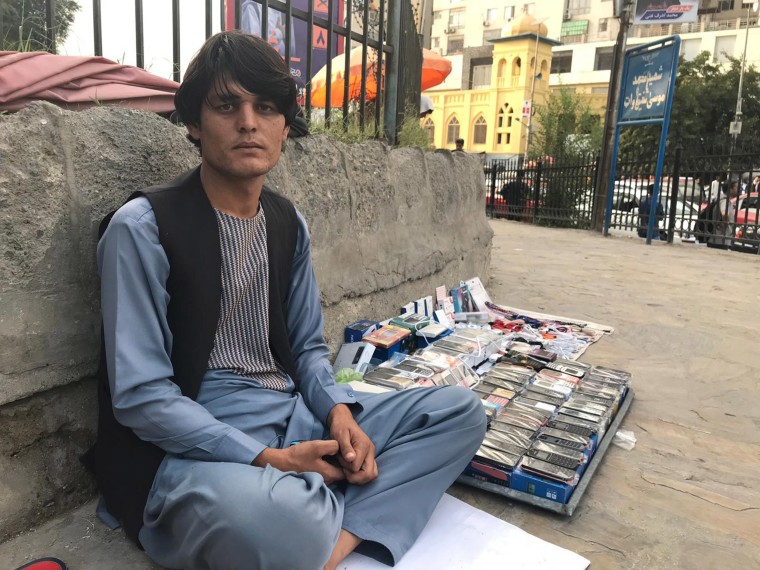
[207,206,289,391]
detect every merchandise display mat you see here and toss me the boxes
[457,388,635,516]
[343,494,590,570]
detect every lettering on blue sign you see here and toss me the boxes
[620,43,676,121]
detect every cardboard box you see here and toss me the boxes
[332,342,375,374]
[344,320,380,343]
[415,327,453,348]
[463,460,511,487]
[509,467,578,504]
[363,325,411,348]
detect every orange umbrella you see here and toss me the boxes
[310,46,451,108]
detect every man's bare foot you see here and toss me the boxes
[324,529,362,570]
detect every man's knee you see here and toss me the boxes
[207,468,342,567]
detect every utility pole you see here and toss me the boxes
[591,0,633,232]
[730,2,759,157]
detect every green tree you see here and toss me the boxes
[529,86,603,162]
[619,51,760,155]
[2,0,81,52]
[528,88,601,229]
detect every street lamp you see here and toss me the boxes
[523,16,549,164]
[731,1,759,152]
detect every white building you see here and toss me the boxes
[424,0,760,115]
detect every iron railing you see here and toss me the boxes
[484,155,598,230]
[607,143,760,252]
[28,0,419,141]
[485,144,760,255]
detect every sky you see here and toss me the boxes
[62,0,225,81]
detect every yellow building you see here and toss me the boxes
[422,12,559,156]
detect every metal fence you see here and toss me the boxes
[484,155,599,230]
[608,143,760,252]
[27,0,418,141]
[484,144,760,255]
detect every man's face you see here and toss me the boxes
[187,82,289,183]
[729,183,739,198]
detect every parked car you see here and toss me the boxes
[631,198,700,239]
[732,192,760,253]
[485,191,539,221]
[611,179,647,212]
[695,192,760,251]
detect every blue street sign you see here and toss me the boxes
[620,42,677,122]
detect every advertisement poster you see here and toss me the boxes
[228,0,345,98]
[620,41,678,122]
[633,0,699,25]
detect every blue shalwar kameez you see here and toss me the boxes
[97,197,486,570]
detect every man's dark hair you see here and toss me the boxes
[175,31,298,134]
[455,138,464,144]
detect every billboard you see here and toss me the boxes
[633,0,699,25]
[228,0,345,99]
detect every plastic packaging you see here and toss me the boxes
[453,312,491,324]
[612,429,637,451]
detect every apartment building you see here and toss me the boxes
[423,0,760,154]
[554,0,760,114]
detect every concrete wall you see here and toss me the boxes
[0,102,492,539]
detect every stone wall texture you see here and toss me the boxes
[0,102,492,539]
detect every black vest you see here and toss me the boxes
[90,167,299,545]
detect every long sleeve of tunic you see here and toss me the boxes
[97,196,356,467]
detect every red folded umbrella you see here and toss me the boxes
[0,51,179,113]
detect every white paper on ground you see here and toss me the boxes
[342,494,590,570]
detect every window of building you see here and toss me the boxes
[504,6,515,20]
[568,0,590,14]
[714,35,736,63]
[423,118,435,146]
[497,58,507,77]
[681,38,701,61]
[448,10,465,30]
[560,19,589,38]
[551,50,573,74]
[433,37,440,48]
[598,18,608,33]
[512,56,521,76]
[447,37,464,54]
[483,29,501,43]
[594,46,615,71]
[446,117,461,145]
[497,133,511,145]
[471,60,493,89]
[486,8,499,22]
[497,104,514,130]
[473,116,487,145]
[434,12,442,20]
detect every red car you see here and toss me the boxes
[734,192,760,252]
[699,192,760,251]
[485,192,539,221]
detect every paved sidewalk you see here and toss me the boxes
[2,220,759,569]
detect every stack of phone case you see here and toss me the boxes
[427,328,503,368]
[471,356,632,494]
